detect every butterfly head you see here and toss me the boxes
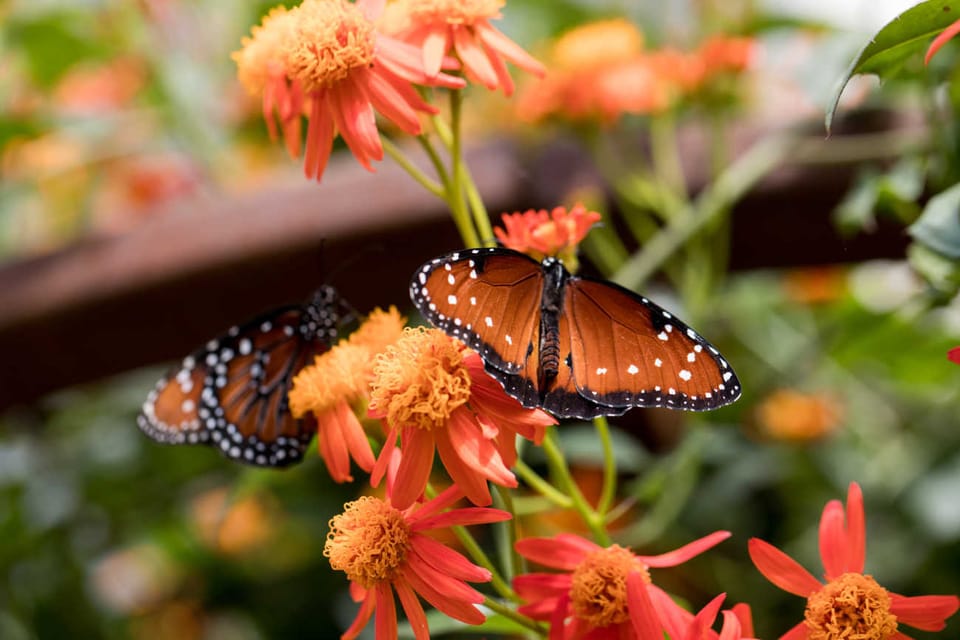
[302,285,342,341]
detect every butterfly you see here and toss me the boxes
[409,248,741,419]
[138,285,344,468]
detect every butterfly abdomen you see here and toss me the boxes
[537,258,568,393]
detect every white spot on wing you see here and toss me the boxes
[447,273,455,285]
[679,369,692,381]
[596,367,607,375]
[485,316,493,327]
[470,296,477,305]
[470,269,478,279]
[505,335,513,345]
[723,371,733,381]
[654,358,662,368]
[658,332,668,341]
[627,364,639,375]
[687,352,696,363]
[447,294,458,305]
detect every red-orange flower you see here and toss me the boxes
[367,327,556,509]
[494,204,601,271]
[749,482,959,639]
[233,0,465,181]
[325,485,509,639]
[387,0,545,95]
[948,347,960,366]
[641,591,756,640]
[513,530,731,639]
[289,307,406,482]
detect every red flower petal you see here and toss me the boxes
[819,499,847,580]
[730,603,755,638]
[513,573,572,602]
[781,621,811,640]
[411,506,510,531]
[718,610,744,640]
[845,482,866,573]
[303,94,335,181]
[515,534,597,570]
[410,535,492,582]
[390,428,435,510]
[626,572,664,639]
[949,346,960,365]
[474,20,546,77]
[453,25,498,89]
[640,530,730,567]
[341,588,377,640]
[401,563,486,624]
[394,579,429,640]
[926,18,960,65]
[748,538,822,598]
[374,583,397,640]
[422,27,448,78]
[890,593,960,631]
[646,584,692,639]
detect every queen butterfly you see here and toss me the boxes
[410,248,741,419]
[138,286,343,468]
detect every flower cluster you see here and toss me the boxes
[233,0,544,181]
[517,18,754,124]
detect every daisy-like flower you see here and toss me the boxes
[749,482,959,639]
[234,0,465,182]
[639,590,756,640]
[387,0,545,95]
[367,327,556,510]
[325,485,510,639]
[513,530,731,639]
[494,204,602,272]
[289,307,406,482]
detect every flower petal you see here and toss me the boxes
[412,506,511,532]
[688,593,726,640]
[317,409,352,482]
[341,587,377,640]
[474,21,546,76]
[410,535,492,582]
[748,538,822,598]
[890,593,960,631]
[626,572,665,639]
[370,424,398,488]
[730,602,755,638]
[513,573,572,602]
[329,78,382,170]
[718,610,743,640]
[515,534,597,570]
[640,530,731,567]
[337,400,375,471]
[303,93,335,181]
[394,577,429,640]
[390,428,435,510]
[453,25,499,90]
[422,26,449,78]
[401,562,486,624]
[374,583,397,640]
[362,66,424,135]
[819,499,847,580]
[926,17,960,65]
[781,621,810,640]
[845,482,866,574]
[647,585,693,639]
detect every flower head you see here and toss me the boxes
[755,389,842,443]
[513,530,731,638]
[749,482,960,639]
[234,0,465,181]
[325,486,510,639]
[288,306,406,482]
[388,0,545,95]
[368,327,555,509]
[494,204,601,271]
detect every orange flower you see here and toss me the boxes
[325,485,509,639]
[289,307,406,482]
[698,35,754,77]
[755,389,842,443]
[388,0,545,95]
[233,0,465,181]
[749,482,959,639]
[367,327,555,509]
[494,203,601,271]
[513,531,731,638]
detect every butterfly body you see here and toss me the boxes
[410,248,740,419]
[138,286,342,468]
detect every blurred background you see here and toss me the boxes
[2,0,960,638]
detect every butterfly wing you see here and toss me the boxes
[564,277,740,413]
[410,248,544,406]
[139,296,337,468]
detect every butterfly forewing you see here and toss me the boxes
[411,248,543,375]
[139,287,341,468]
[566,279,740,411]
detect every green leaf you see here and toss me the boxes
[826,0,960,132]
[908,181,960,257]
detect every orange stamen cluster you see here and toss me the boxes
[400,0,504,24]
[368,327,472,431]
[569,545,650,628]
[804,573,898,640]
[324,496,411,588]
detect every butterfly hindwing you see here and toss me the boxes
[139,287,341,468]
[565,278,740,412]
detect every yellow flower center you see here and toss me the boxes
[288,343,372,417]
[402,0,505,25]
[232,6,297,95]
[324,496,410,589]
[804,573,898,640]
[569,545,650,628]
[368,327,472,431]
[348,306,407,354]
[282,0,377,92]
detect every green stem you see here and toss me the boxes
[447,89,480,248]
[450,518,514,600]
[483,598,546,636]
[382,137,444,198]
[514,459,574,508]
[649,112,688,207]
[540,430,610,545]
[613,135,797,290]
[463,168,496,246]
[416,134,452,190]
[593,416,617,517]
[490,485,520,585]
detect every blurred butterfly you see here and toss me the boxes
[138,286,344,468]
[410,248,741,419]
